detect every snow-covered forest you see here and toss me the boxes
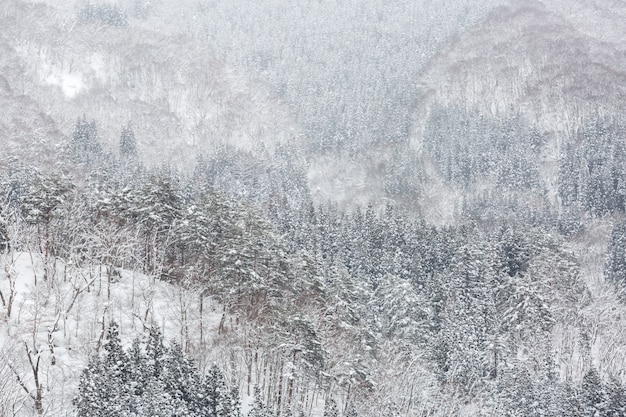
[1,0,626,415]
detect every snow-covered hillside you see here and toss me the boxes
[1,0,301,168]
[0,249,228,415]
[2,0,626,416]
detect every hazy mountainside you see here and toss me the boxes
[1,0,300,168]
[2,0,626,416]
[407,0,626,223]
[416,0,626,135]
[173,0,507,206]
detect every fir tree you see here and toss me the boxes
[580,367,609,416]
[202,363,227,417]
[120,122,138,160]
[162,342,201,412]
[0,216,9,252]
[145,326,166,379]
[345,403,359,417]
[323,397,339,417]
[75,325,243,417]
[248,386,275,417]
[606,221,626,287]
[69,116,102,163]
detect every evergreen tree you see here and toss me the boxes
[74,356,110,417]
[0,216,9,252]
[75,321,132,417]
[605,375,626,416]
[75,325,243,417]
[248,386,275,417]
[606,221,626,287]
[229,385,243,417]
[202,364,228,417]
[323,397,339,417]
[580,367,609,416]
[69,116,102,163]
[20,171,73,279]
[127,339,148,397]
[120,122,138,160]
[162,342,201,412]
[78,2,128,26]
[102,321,128,382]
[145,326,166,379]
[345,403,359,417]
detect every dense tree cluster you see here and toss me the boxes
[267,197,589,411]
[3,0,626,414]
[77,2,128,27]
[188,0,503,151]
[75,322,242,417]
[558,116,626,216]
[605,220,626,289]
[0,109,622,416]
[423,106,543,191]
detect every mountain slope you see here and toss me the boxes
[1,0,301,168]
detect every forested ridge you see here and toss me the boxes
[1,0,626,416]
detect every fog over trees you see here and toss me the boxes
[1,0,626,415]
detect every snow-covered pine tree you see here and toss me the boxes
[75,321,132,417]
[202,363,228,417]
[20,171,73,281]
[120,122,138,161]
[69,116,102,164]
[248,386,275,417]
[345,402,359,417]
[580,367,609,416]
[145,325,167,379]
[0,215,9,252]
[322,397,339,417]
[161,341,201,413]
[606,220,626,287]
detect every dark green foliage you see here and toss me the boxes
[203,364,229,417]
[283,317,326,377]
[131,0,150,19]
[20,171,74,265]
[557,369,626,417]
[162,342,201,409]
[193,143,310,208]
[100,171,182,274]
[102,321,128,379]
[498,226,532,278]
[3,111,609,416]
[384,148,426,202]
[145,326,166,379]
[605,375,626,416]
[580,367,609,416]
[0,158,32,209]
[75,322,132,417]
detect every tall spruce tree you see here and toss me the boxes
[606,221,626,287]
[120,122,138,160]
[70,116,102,164]
[75,324,243,416]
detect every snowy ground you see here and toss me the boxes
[0,250,225,416]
